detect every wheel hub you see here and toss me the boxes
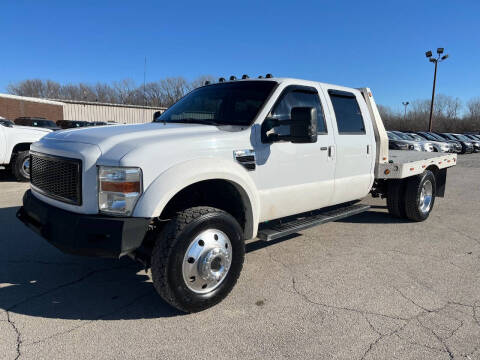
[182,229,232,294]
[198,247,229,282]
[22,158,30,175]
[419,180,433,214]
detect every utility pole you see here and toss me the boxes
[402,101,409,122]
[143,56,147,106]
[425,48,449,131]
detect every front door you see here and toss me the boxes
[252,84,336,222]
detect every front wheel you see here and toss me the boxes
[12,151,30,182]
[151,206,245,313]
[404,170,436,222]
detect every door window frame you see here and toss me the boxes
[265,85,328,137]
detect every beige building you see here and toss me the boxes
[0,93,166,125]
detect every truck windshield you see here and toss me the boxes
[155,81,277,126]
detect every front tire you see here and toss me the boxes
[151,206,245,313]
[12,151,30,182]
[404,170,436,222]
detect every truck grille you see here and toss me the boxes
[30,152,82,205]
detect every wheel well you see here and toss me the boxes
[159,179,252,238]
[10,143,31,162]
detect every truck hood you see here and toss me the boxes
[41,122,229,160]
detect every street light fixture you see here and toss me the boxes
[402,101,410,121]
[425,47,449,131]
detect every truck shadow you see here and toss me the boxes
[0,169,15,182]
[0,206,183,320]
[336,208,410,224]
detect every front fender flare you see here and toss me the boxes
[133,158,260,239]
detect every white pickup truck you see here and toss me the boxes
[0,117,52,181]
[17,77,457,312]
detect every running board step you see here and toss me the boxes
[258,204,370,241]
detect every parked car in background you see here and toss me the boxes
[89,121,108,126]
[463,134,480,151]
[387,131,414,150]
[0,117,52,181]
[0,118,15,127]
[56,120,92,129]
[15,117,61,131]
[415,131,462,153]
[404,132,451,153]
[391,131,434,152]
[436,133,474,154]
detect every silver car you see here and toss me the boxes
[405,132,451,153]
[391,131,435,152]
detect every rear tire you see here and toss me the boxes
[404,170,436,222]
[151,206,245,313]
[12,151,30,182]
[387,180,406,218]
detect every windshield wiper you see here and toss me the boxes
[161,118,222,126]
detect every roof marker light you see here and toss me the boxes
[229,75,237,81]
[218,77,225,82]
[258,75,264,79]
[265,73,273,78]
[242,74,249,79]
[204,81,211,85]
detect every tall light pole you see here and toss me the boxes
[425,48,449,131]
[402,101,409,122]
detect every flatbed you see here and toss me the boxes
[376,150,457,179]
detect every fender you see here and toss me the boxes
[133,158,260,239]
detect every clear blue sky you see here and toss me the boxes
[1,0,479,111]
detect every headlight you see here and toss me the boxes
[98,166,142,216]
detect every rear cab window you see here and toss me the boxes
[328,90,366,134]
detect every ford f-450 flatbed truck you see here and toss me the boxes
[17,77,456,312]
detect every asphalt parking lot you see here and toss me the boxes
[1,154,479,360]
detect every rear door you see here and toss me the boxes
[322,86,375,204]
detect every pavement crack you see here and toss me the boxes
[6,310,22,360]
[359,321,408,360]
[265,248,409,322]
[392,286,443,314]
[417,318,454,360]
[6,265,133,313]
[25,291,153,346]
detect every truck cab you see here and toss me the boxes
[17,77,456,312]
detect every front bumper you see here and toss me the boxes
[17,190,151,258]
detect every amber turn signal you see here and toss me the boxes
[101,181,140,193]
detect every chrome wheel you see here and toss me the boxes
[22,157,30,176]
[418,180,433,214]
[182,229,232,294]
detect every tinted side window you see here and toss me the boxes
[329,90,365,134]
[270,88,326,136]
